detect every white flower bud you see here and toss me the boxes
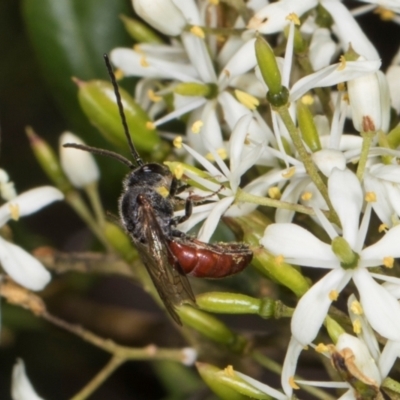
[12,359,45,400]
[387,64,400,114]
[348,69,382,132]
[132,0,186,36]
[59,132,99,188]
[309,28,337,71]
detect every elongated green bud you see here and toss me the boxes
[120,15,163,44]
[196,363,271,400]
[103,222,137,263]
[26,127,72,193]
[326,316,345,344]
[230,211,310,297]
[297,99,321,152]
[178,305,247,353]
[75,78,161,153]
[196,292,275,319]
[174,82,218,99]
[255,36,289,107]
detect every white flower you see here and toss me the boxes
[132,0,186,36]
[261,168,400,345]
[11,359,45,400]
[0,186,63,291]
[59,132,100,188]
[176,114,267,241]
[347,69,390,132]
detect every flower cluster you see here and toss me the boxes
[105,0,400,398]
[9,0,400,398]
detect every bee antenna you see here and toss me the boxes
[103,53,144,167]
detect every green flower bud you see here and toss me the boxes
[174,82,218,99]
[196,363,271,400]
[331,237,359,269]
[297,100,321,152]
[255,37,284,100]
[315,4,334,28]
[26,127,73,193]
[326,316,345,344]
[178,305,247,353]
[386,124,400,149]
[266,86,290,108]
[75,78,161,153]
[103,222,137,263]
[233,211,310,297]
[119,15,163,44]
[196,292,275,319]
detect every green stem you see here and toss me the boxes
[236,189,317,216]
[84,182,106,228]
[277,106,339,226]
[251,351,336,400]
[65,190,109,249]
[356,131,376,182]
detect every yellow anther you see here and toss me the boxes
[275,255,284,265]
[374,7,395,21]
[173,136,183,149]
[301,94,314,105]
[315,343,329,353]
[9,203,20,221]
[343,93,350,103]
[157,186,170,198]
[282,167,295,179]
[173,163,184,180]
[146,121,155,130]
[209,0,219,4]
[365,192,377,202]
[148,90,162,102]
[205,148,227,161]
[140,56,149,67]
[289,376,300,390]
[191,120,203,133]
[286,13,300,25]
[378,223,388,233]
[338,55,346,71]
[190,26,205,39]
[350,300,363,315]
[301,191,313,201]
[337,82,346,92]
[329,290,339,301]
[224,365,235,377]
[353,318,362,334]
[268,186,281,200]
[234,90,259,110]
[383,256,394,268]
[114,69,124,81]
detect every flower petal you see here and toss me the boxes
[0,238,51,291]
[354,268,400,341]
[281,337,303,397]
[0,187,63,227]
[361,224,400,261]
[12,359,44,400]
[328,169,362,248]
[379,340,400,378]
[261,223,336,264]
[291,268,350,345]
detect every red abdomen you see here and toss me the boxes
[168,239,252,278]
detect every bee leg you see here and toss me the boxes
[172,197,193,226]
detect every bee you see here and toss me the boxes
[64,55,252,324]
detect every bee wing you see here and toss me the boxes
[134,198,196,325]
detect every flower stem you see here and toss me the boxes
[277,106,339,225]
[356,131,376,181]
[84,182,106,228]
